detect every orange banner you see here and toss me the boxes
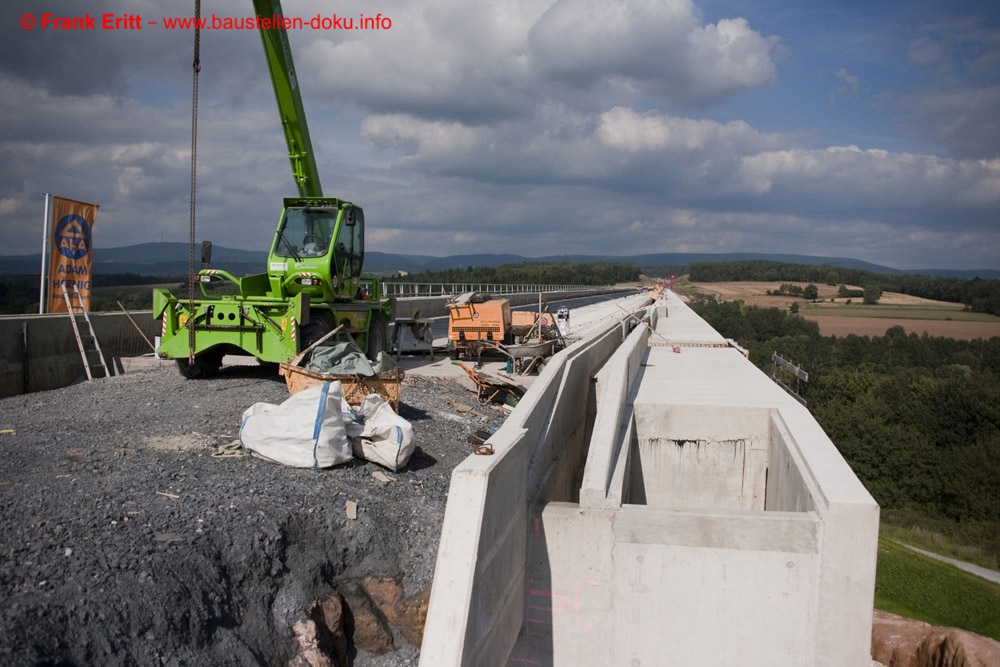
[47,197,98,313]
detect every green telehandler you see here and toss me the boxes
[153,0,392,378]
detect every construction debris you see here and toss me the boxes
[451,361,525,406]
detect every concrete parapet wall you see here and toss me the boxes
[419,426,530,667]
[0,311,159,397]
[767,411,819,513]
[528,502,823,666]
[421,291,878,665]
[651,293,727,345]
[630,404,771,510]
[419,302,649,667]
[579,319,650,509]
[528,291,878,667]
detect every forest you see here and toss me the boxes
[689,298,1000,560]
[686,260,1000,315]
[395,261,642,287]
[0,274,178,314]
[0,262,642,314]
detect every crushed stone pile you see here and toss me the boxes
[0,363,505,666]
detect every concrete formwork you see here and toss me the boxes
[422,292,879,667]
[418,295,653,667]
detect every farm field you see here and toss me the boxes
[803,305,998,320]
[687,280,1000,340]
[804,315,1000,339]
[690,281,967,309]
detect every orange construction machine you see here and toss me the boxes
[447,292,562,363]
[447,292,512,359]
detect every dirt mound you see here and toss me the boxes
[0,364,504,666]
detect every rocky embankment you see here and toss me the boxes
[872,610,1000,667]
[0,364,505,666]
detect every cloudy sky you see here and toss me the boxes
[2,0,999,270]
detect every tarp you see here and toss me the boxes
[307,341,377,375]
[305,342,396,376]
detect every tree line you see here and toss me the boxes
[0,274,182,314]
[686,261,1000,315]
[396,261,642,286]
[1,261,642,314]
[690,297,1000,557]
[768,283,820,300]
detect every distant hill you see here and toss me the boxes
[1,243,997,279]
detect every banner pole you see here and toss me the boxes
[38,193,51,314]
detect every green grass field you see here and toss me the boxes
[880,516,999,571]
[875,539,1000,640]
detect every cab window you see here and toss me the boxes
[275,208,337,259]
[334,207,364,278]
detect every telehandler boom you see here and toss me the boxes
[154,0,392,378]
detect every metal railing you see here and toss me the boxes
[381,283,612,297]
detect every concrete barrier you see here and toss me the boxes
[419,297,651,667]
[579,313,652,509]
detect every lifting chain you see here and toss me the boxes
[187,0,202,364]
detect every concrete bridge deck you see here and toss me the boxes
[419,291,879,667]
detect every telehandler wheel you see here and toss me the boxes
[300,317,332,349]
[176,350,223,379]
[367,312,390,361]
[256,359,280,374]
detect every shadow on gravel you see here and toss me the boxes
[405,448,438,472]
[398,404,430,422]
[215,364,288,382]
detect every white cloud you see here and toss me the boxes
[830,67,860,105]
[526,1,777,104]
[1,0,998,270]
[298,0,544,121]
[908,36,945,67]
[361,114,485,162]
[684,18,778,100]
[595,106,766,153]
[298,0,777,119]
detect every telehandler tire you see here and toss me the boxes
[367,312,390,360]
[300,317,333,349]
[176,350,223,379]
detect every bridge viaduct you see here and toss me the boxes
[420,290,879,667]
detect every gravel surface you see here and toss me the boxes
[0,363,506,666]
